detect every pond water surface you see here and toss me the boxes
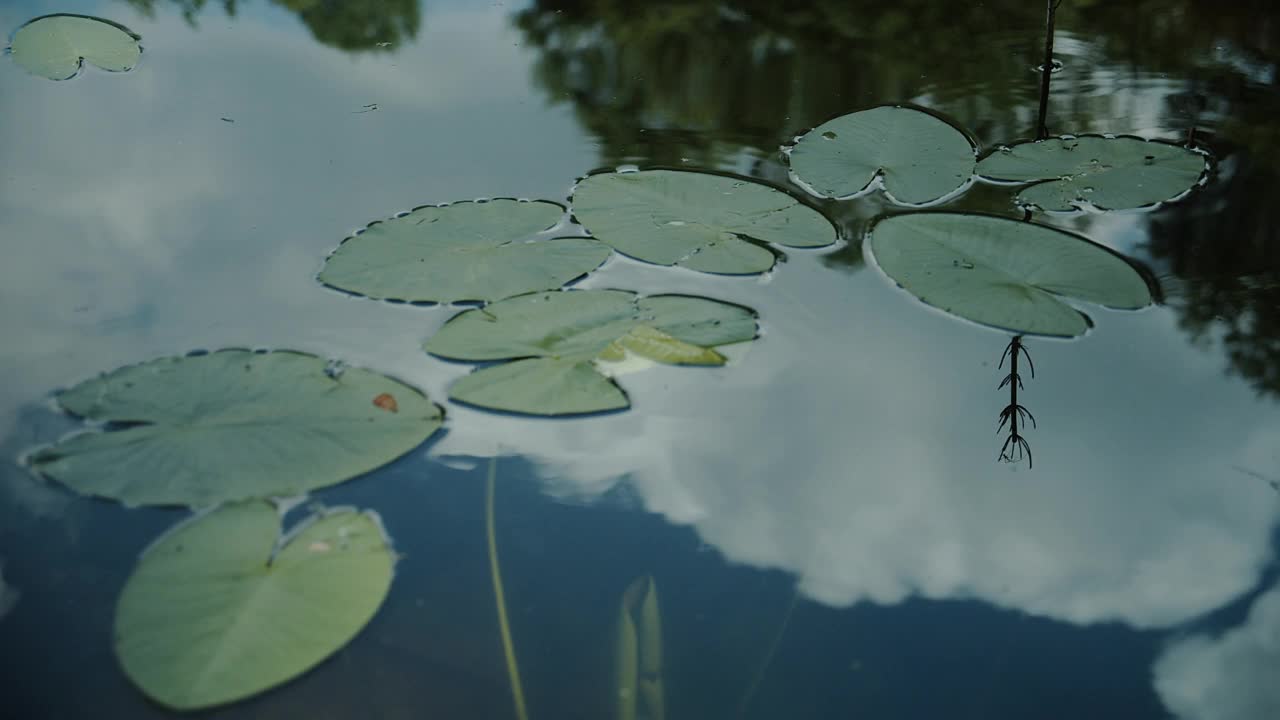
[2,1,1279,719]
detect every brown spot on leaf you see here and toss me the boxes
[373,393,399,413]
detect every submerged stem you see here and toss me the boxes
[487,456,530,720]
[738,583,801,718]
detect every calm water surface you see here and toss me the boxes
[2,1,1278,718]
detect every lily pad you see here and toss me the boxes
[975,136,1208,211]
[788,106,977,205]
[319,199,609,303]
[868,212,1153,337]
[28,350,443,507]
[425,289,757,415]
[570,170,836,275]
[10,15,140,81]
[115,502,394,711]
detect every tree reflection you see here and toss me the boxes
[1146,138,1280,399]
[121,0,420,52]
[517,0,1280,401]
[513,0,1049,167]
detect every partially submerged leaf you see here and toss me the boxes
[319,199,610,303]
[10,15,140,80]
[425,289,757,415]
[868,212,1153,337]
[570,170,836,275]
[115,502,394,711]
[788,106,977,205]
[29,350,443,507]
[976,136,1208,211]
[607,325,726,366]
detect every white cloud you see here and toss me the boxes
[1154,583,1280,720]
[432,247,1280,630]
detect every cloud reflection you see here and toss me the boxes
[433,250,1280,631]
[1154,582,1280,720]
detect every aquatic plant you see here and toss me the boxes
[27,350,443,507]
[866,212,1153,337]
[319,199,610,304]
[7,14,140,80]
[571,169,837,275]
[425,289,758,416]
[114,501,396,710]
[787,105,977,206]
[996,336,1036,468]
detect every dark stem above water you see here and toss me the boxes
[1036,0,1063,140]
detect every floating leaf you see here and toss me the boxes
[319,199,610,303]
[115,502,394,711]
[10,15,140,81]
[868,212,1153,337]
[788,106,977,205]
[29,350,443,507]
[976,136,1208,211]
[570,170,836,275]
[425,290,757,415]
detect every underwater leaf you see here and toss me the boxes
[29,350,443,507]
[868,213,1153,337]
[615,576,665,720]
[425,290,756,415]
[976,136,1208,211]
[319,199,610,303]
[115,502,394,711]
[788,106,977,205]
[570,170,836,275]
[10,15,140,80]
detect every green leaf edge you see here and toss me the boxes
[426,288,760,417]
[316,197,610,304]
[24,347,446,505]
[865,210,1160,338]
[9,14,143,81]
[568,166,840,275]
[975,133,1212,212]
[785,103,980,207]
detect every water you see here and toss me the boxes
[2,0,1278,718]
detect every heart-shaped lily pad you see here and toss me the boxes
[28,350,443,507]
[788,106,977,206]
[975,136,1208,211]
[868,212,1153,337]
[319,199,609,303]
[570,170,836,275]
[10,14,140,81]
[115,502,395,711]
[425,289,757,415]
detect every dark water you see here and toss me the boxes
[2,0,1278,718]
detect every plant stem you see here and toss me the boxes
[737,584,800,718]
[1036,0,1061,140]
[487,456,530,720]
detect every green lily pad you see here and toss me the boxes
[975,136,1208,211]
[115,502,394,711]
[319,199,609,303]
[425,289,757,415]
[10,15,140,81]
[570,170,836,275]
[868,212,1153,337]
[29,350,443,507]
[788,106,977,206]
